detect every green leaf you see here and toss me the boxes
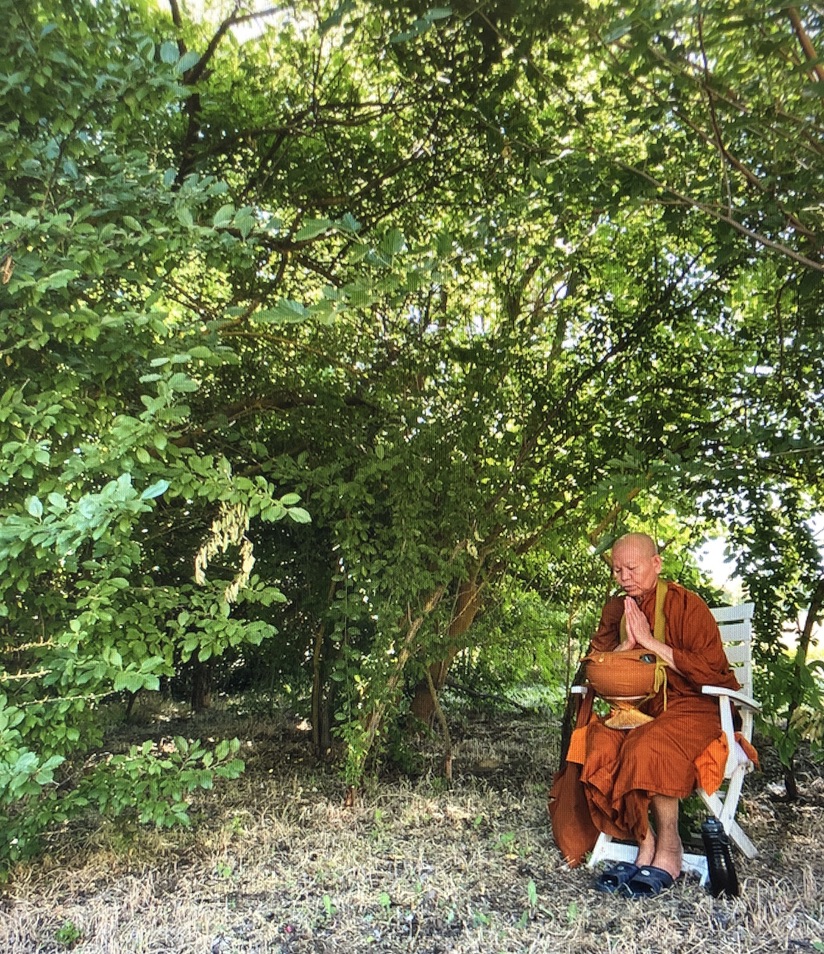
[603,18,634,43]
[141,480,170,500]
[213,204,235,227]
[168,372,199,392]
[424,7,452,23]
[287,507,311,524]
[295,218,332,241]
[113,671,151,693]
[336,212,361,233]
[254,300,309,323]
[38,269,78,290]
[380,228,405,256]
[26,496,43,519]
[160,41,179,64]
[177,51,200,74]
[234,209,255,238]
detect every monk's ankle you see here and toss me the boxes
[635,843,656,867]
[635,829,656,868]
[650,847,682,879]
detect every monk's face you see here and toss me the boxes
[611,539,662,598]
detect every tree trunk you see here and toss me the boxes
[312,576,341,757]
[311,626,337,758]
[190,659,212,712]
[425,666,453,781]
[783,576,824,800]
[409,577,481,726]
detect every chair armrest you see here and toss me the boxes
[701,686,761,712]
[702,685,759,774]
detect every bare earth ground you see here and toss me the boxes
[2,702,823,954]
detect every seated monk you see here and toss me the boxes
[579,532,740,897]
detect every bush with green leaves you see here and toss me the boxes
[0,728,245,867]
[0,0,305,869]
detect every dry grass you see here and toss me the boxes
[2,703,823,954]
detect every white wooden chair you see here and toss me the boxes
[585,602,760,885]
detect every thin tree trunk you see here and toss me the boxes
[409,577,482,725]
[343,542,467,796]
[312,576,339,757]
[425,667,453,781]
[358,575,453,764]
[787,7,824,84]
[190,659,212,712]
[783,576,824,799]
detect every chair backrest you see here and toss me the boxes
[710,602,755,697]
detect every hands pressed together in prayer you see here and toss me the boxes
[615,597,681,674]
[615,597,653,651]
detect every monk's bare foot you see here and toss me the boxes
[649,844,682,880]
[635,829,656,868]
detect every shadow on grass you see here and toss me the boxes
[2,702,823,954]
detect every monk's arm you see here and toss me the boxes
[668,596,739,690]
[587,597,623,653]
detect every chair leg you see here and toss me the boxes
[697,783,758,859]
[587,832,638,869]
[726,819,758,859]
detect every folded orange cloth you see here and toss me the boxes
[566,725,589,765]
[695,732,759,795]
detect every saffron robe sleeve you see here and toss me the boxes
[578,582,740,843]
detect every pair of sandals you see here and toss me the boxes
[594,861,675,898]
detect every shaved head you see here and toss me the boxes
[612,533,658,559]
[610,533,662,597]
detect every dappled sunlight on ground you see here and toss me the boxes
[2,707,822,953]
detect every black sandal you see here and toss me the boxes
[621,865,675,898]
[594,862,640,893]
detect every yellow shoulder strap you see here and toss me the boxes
[653,578,668,642]
[618,580,670,710]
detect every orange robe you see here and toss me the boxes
[579,581,739,843]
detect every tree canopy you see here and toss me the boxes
[0,0,822,869]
